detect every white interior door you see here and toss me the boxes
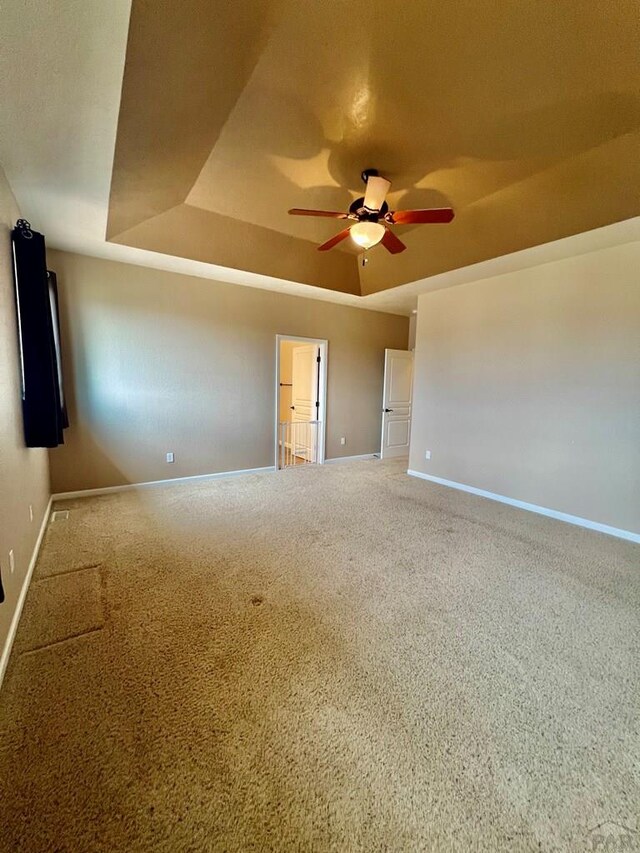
[381,349,413,459]
[291,344,319,461]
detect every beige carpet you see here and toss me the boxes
[0,459,638,852]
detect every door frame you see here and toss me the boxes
[275,335,328,469]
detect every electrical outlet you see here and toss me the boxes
[425,450,432,460]
[9,549,15,574]
[29,504,33,522]
[340,437,346,446]
[166,452,175,463]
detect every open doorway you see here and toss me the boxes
[275,336,328,469]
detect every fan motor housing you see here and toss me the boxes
[349,197,389,221]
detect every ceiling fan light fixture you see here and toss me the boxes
[350,221,385,249]
[289,172,453,254]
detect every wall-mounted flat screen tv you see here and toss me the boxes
[11,219,68,448]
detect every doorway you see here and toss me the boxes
[380,348,413,459]
[275,336,328,469]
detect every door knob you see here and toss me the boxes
[384,408,394,413]
[290,406,295,410]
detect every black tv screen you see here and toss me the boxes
[11,219,68,448]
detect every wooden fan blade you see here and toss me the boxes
[381,228,406,254]
[390,208,454,225]
[317,227,352,251]
[288,208,348,218]
[363,175,391,211]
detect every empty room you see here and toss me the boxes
[0,2,638,851]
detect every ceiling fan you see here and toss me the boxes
[288,169,454,254]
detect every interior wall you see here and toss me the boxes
[0,167,50,662]
[47,250,408,492]
[409,239,640,534]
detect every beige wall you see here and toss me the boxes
[409,240,640,534]
[0,168,50,664]
[47,250,408,492]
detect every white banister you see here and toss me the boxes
[278,420,321,468]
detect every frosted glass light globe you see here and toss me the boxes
[350,221,385,249]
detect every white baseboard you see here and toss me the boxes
[407,470,640,544]
[0,496,53,690]
[52,466,276,501]
[324,454,378,464]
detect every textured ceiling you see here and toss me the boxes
[108,0,640,297]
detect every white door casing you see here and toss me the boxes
[381,349,413,459]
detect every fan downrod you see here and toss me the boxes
[361,168,379,185]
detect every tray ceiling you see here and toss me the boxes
[107,0,640,297]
